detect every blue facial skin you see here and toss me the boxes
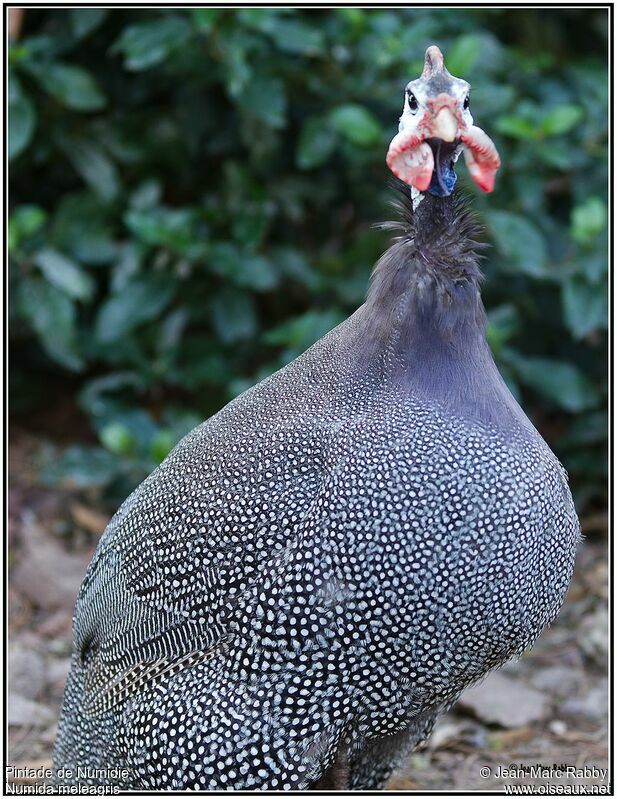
[428,162,457,197]
[427,138,459,197]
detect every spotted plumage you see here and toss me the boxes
[53,50,579,791]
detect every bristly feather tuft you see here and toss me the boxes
[373,178,417,236]
[374,178,488,280]
[363,179,489,354]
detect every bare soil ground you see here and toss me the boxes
[7,428,609,792]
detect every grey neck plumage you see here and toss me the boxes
[365,190,486,350]
[354,189,532,433]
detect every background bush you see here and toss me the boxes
[9,8,608,513]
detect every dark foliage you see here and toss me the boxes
[9,8,608,513]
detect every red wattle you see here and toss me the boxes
[460,125,501,193]
[386,131,434,192]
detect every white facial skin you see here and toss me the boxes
[398,75,473,138]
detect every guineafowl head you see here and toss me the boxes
[387,45,501,196]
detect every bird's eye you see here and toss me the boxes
[407,91,419,113]
[463,95,470,110]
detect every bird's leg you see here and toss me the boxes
[331,749,350,791]
[312,744,350,791]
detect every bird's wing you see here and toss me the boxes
[75,391,338,714]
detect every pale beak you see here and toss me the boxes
[431,107,458,143]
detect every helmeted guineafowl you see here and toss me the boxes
[53,46,579,791]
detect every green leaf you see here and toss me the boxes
[209,245,279,292]
[50,192,117,264]
[570,197,607,245]
[99,422,135,455]
[337,8,366,27]
[485,211,548,277]
[163,409,202,441]
[272,247,319,289]
[110,243,141,292]
[231,206,271,249]
[562,276,607,339]
[329,105,382,146]
[264,309,344,352]
[495,115,537,140]
[249,77,286,129]
[41,445,120,488]
[209,289,257,343]
[8,71,21,103]
[79,372,146,417]
[297,117,337,169]
[190,9,220,31]
[447,34,485,76]
[96,408,158,449]
[507,353,599,413]
[264,19,325,56]
[113,17,191,71]
[34,248,95,301]
[560,411,607,447]
[472,84,516,117]
[157,308,188,356]
[150,429,176,463]
[129,180,162,211]
[486,304,520,355]
[540,104,584,136]
[95,276,175,343]
[9,89,36,159]
[578,251,609,284]
[238,255,279,291]
[238,11,324,56]
[173,344,232,391]
[33,63,106,111]
[9,205,47,251]
[218,33,250,97]
[61,140,119,201]
[125,207,206,257]
[534,141,571,170]
[17,277,83,370]
[69,9,108,39]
